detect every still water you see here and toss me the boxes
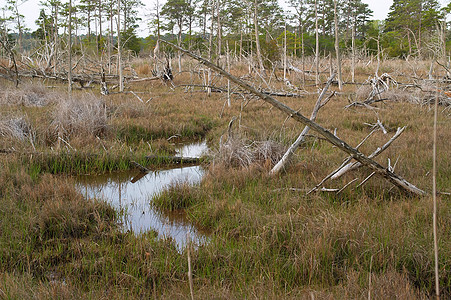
[76,141,209,249]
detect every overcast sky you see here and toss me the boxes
[10,0,450,37]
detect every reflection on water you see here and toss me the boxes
[175,140,208,158]
[76,141,209,250]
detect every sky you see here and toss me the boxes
[7,0,450,37]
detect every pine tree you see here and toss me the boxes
[385,0,442,57]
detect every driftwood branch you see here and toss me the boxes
[161,40,426,196]
[179,84,306,98]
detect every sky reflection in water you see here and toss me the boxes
[77,141,208,250]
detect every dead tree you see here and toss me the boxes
[270,74,336,176]
[314,0,320,86]
[117,0,124,92]
[162,40,426,196]
[68,0,73,95]
[0,37,19,87]
[253,0,265,74]
[333,0,342,90]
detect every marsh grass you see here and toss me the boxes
[152,182,198,211]
[157,166,450,297]
[52,93,107,139]
[0,57,450,298]
[0,164,191,298]
[0,114,34,141]
[0,82,57,107]
[210,133,287,169]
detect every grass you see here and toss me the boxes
[0,56,450,298]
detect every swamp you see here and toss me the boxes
[1,0,451,296]
[1,52,450,298]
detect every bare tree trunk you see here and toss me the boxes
[376,31,381,76]
[178,25,182,72]
[162,40,426,197]
[270,74,336,176]
[329,53,333,77]
[301,22,305,87]
[315,0,320,86]
[98,0,103,56]
[53,3,59,75]
[68,0,72,96]
[188,0,192,51]
[207,0,214,96]
[418,3,422,58]
[153,0,161,69]
[239,28,243,62]
[441,20,447,63]
[202,2,207,38]
[87,10,91,42]
[216,0,221,59]
[254,0,265,74]
[442,20,447,64]
[13,2,23,53]
[407,30,412,58]
[333,0,342,90]
[227,43,231,107]
[351,23,355,83]
[123,0,127,32]
[117,0,123,92]
[109,4,113,74]
[283,21,287,81]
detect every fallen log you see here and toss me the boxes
[178,84,306,98]
[331,126,406,180]
[306,129,377,195]
[162,40,426,196]
[145,155,201,164]
[131,160,150,172]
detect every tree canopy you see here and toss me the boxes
[0,0,449,59]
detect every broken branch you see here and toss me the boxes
[270,73,336,176]
[331,126,406,180]
[162,41,426,196]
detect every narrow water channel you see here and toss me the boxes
[76,141,209,250]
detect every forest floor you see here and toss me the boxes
[0,57,450,299]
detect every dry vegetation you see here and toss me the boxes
[0,56,450,298]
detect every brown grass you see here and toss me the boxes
[0,82,58,107]
[0,56,450,298]
[135,63,152,76]
[213,135,286,169]
[52,93,107,138]
[0,114,34,141]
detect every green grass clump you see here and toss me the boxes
[114,115,216,144]
[24,151,145,175]
[152,182,199,210]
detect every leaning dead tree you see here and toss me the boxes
[270,73,336,176]
[161,40,426,196]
